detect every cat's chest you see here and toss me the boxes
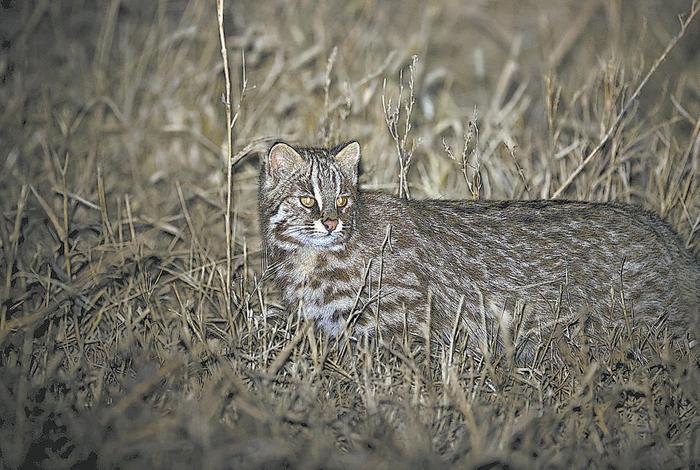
[284,251,323,286]
[277,251,358,316]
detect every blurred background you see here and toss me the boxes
[2,0,699,250]
[0,0,698,468]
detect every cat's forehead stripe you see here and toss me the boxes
[311,160,323,211]
[300,152,346,204]
[331,166,342,196]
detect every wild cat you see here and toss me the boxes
[258,141,699,358]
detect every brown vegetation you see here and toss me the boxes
[0,0,698,468]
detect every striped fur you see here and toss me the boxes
[259,142,700,359]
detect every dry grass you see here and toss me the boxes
[1,0,699,468]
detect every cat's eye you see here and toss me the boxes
[299,196,316,208]
[336,196,349,208]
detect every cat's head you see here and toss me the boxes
[259,141,361,251]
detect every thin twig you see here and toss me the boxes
[216,0,234,327]
[551,1,699,199]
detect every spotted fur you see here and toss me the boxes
[259,142,700,359]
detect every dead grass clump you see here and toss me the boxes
[1,0,699,468]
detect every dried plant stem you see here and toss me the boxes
[0,186,29,332]
[383,55,418,199]
[60,153,71,278]
[321,46,338,146]
[552,0,699,199]
[217,0,234,326]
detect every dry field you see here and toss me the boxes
[1,0,699,468]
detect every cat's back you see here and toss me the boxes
[357,193,698,317]
[382,196,692,259]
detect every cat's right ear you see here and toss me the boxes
[266,143,304,183]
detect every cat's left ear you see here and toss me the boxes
[267,142,304,183]
[335,141,360,184]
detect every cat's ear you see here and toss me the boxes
[266,143,304,182]
[334,141,360,184]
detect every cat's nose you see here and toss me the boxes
[322,219,338,232]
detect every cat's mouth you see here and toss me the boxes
[310,230,344,244]
[299,221,347,249]
[276,220,347,250]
